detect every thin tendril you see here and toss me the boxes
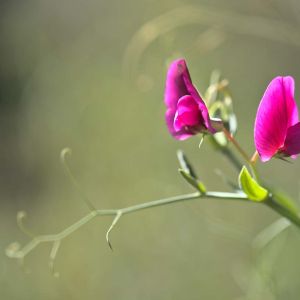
[6,189,300,269]
[60,148,96,211]
[49,240,61,277]
[17,211,36,238]
[6,191,248,262]
[106,211,122,251]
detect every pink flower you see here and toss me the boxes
[254,76,300,162]
[164,59,221,140]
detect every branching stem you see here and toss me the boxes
[6,191,247,261]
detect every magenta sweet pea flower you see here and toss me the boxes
[164,59,222,140]
[254,76,300,162]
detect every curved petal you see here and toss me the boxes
[182,68,215,133]
[254,76,296,162]
[173,131,194,140]
[174,95,202,130]
[164,58,217,138]
[176,95,199,114]
[165,108,193,140]
[165,108,177,136]
[283,76,298,127]
[283,122,300,156]
[164,59,189,110]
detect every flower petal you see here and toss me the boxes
[173,95,202,131]
[165,108,193,140]
[164,59,215,134]
[176,95,199,115]
[283,76,298,128]
[283,122,300,156]
[165,108,177,136]
[181,66,215,133]
[254,76,296,162]
[164,59,190,110]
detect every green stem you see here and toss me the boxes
[221,129,260,182]
[7,190,300,262]
[265,196,300,229]
[7,191,247,259]
[121,191,246,214]
[223,128,250,164]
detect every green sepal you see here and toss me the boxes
[238,166,268,202]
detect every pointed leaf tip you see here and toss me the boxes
[238,166,268,202]
[178,169,206,193]
[176,150,198,179]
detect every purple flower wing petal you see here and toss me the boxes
[283,122,300,156]
[254,76,294,162]
[165,108,193,140]
[164,58,216,138]
[174,95,202,129]
[176,95,199,114]
[173,131,194,140]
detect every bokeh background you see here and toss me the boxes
[1,0,300,299]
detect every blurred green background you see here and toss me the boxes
[1,0,300,299]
